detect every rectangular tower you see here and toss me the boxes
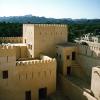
[23,24,68,58]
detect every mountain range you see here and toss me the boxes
[0,14,100,24]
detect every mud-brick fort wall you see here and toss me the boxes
[0,58,56,100]
[0,37,23,43]
[0,45,16,69]
[15,45,28,60]
[0,44,28,62]
[76,44,100,77]
[23,24,68,58]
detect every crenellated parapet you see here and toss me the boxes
[16,58,56,66]
[77,44,100,57]
[0,45,16,57]
[0,45,15,49]
[23,24,67,27]
[0,37,23,43]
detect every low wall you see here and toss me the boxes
[77,44,100,58]
[0,37,23,43]
[59,75,96,100]
[77,54,100,77]
[0,45,16,58]
[0,58,56,100]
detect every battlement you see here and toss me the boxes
[24,24,67,27]
[16,58,56,66]
[0,37,22,39]
[0,37,23,43]
[78,44,100,57]
[0,45,15,49]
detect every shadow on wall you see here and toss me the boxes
[59,75,96,100]
[76,42,100,79]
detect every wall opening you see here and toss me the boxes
[2,70,8,79]
[67,67,71,76]
[25,91,31,100]
[66,55,70,60]
[39,88,47,100]
[72,52,76,60]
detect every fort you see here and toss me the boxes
[0,24,100,100]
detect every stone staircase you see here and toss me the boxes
[71,62,87,79]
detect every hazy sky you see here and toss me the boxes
[0,0,100,19]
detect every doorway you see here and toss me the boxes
[67,67,71,76]
[72,52,76,60]
[39,88,47,100]
[25,91,31,100]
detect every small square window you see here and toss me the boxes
[66,55,70,60]
[2,70,8,79]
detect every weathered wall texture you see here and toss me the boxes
[0,57,56,100]
[56,44,85,78]
[77,45,100,77]
[59,75,96,100]
[0,37,23,43]
[23,24,68,58]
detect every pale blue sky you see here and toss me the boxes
[0,0,100,19]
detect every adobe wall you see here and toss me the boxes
[0,58,56,100]
[23,24,68,58]
[0,37,23,43]
[15,46,28,60]
[59,75,96,100]
[77,45,100,77]
[0,45,28,62]
[34,24,68,58]
[23,24,34,58]
[56,44,85,78]
[0,45,16,69]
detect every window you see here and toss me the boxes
[2,70,8,79]
[66,55,70,60]
[72,52,76,60]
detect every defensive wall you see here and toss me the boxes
[0,37,23,43]
[0,55,57,100]
[76,44,100,78]
[23,24,68,58]
[59,75,96,100]
[56,42,86,79]
[0,44,28,62]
